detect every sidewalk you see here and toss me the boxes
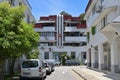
[10,77,19,80]
[72,66,120,80]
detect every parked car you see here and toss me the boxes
[54,60,61,66]
[20,59,46,80]
[65,59,80,66]
[43,61,52,75]
[47,62,55,72]
[44,59,55,71]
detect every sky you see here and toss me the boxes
[28,0,89,21]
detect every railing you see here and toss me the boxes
[39,37,56,43]
[65,26,78,32]
[34,26,55,32]
[64,36,86,42]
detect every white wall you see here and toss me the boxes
[102,0,118,8]
[107,9,118,23]
[117,37,120,69]
[38,46,86,61]
[87,4,118,48]
[86,0,118,29]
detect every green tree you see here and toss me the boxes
[0,2,39,75]
[61,53,71,65]
[60,11,71,16]
[79,13,85,20]
[79,13,86,24]
[26,48,39,59]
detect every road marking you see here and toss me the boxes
[69,69,84,80]
[62,70,67,74]
[62,71,65,74]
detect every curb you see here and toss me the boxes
[10,77,19,80]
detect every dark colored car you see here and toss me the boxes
[43,60,55,72]
[65,59,80,66]
[43,61,52,75]
[47,62,55,72]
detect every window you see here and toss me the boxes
[44,52,49,59]
[87,32,90,42]
[48,43,53,46]
[22,61,38,68]
[19,2,22,6]
[83,54,86,59]
[43,23,54,26]
[91,26,96,35]
[27,15,30,23]
[102,15,107,27]
[80,42,87,46]
[101,0,104,3]
[71,52,76,59]
[9,0,15,6]
[92,5,96,15]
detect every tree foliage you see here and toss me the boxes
[26,48,39,59]
[0,2,39,63]
[61,53,71,65]
[60,11,71,16]
[79,13,85,20]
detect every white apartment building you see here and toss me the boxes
[84,0,120,73]
[34,15,87,63]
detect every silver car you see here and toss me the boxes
[20,59,46,80]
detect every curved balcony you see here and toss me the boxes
[65,26,86,32]
[34,27,56,32]
[40,37,56,42]
[89,6,117,27]
[64,36,86,43]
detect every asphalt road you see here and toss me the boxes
[45,66,84,80]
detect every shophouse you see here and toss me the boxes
[84,0,120,73]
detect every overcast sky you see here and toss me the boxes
[28,0,89,21]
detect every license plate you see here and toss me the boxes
[23,72,30,75]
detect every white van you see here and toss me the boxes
[20,59,46,80]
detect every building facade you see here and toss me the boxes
[84,0,120,73]
[34,15,87,63]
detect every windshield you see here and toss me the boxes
[22,61,38,68]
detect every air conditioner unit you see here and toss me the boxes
[96,5,102,13]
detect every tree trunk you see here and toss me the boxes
[10,57,16,76]
[0,62,5,80]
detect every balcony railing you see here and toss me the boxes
[40,37,56,42]
[34,26,55,32]
[64,36,86,42]
[65,26,78,32]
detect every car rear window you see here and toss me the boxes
[22,61,38,68]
